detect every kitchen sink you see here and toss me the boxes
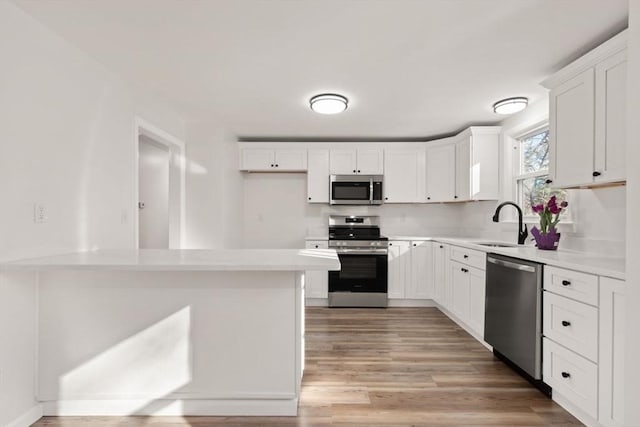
[475,242,519,248]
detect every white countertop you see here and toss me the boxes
[0,249,341,272]
[430,237,624,280]
[305,234,625,280]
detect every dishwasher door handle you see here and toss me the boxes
[487,257,536,273]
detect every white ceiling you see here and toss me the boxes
[12,0,628,140]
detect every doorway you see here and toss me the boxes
[135,118,185,249]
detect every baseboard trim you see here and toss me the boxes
[305,298,328,307]
[42,398,298,416]
[6,404,43,427]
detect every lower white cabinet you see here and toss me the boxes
[388,240,433,300]
[599,277,625,427]
[433,243,450,306]
[305,240,328,299]
[408,241,433,299]
[446,246,486,338]
[388,240,412,299]
[543,337,599,419]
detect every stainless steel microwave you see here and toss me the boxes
[330,175,384,205]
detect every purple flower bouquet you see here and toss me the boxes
[531,196,568,250]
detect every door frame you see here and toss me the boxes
[134,117,186,249]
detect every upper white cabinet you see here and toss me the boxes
[384,148,426,203]
[330,148,384,175]
[240,147,307,171]
[425,143,456,202]
[307,149,330,203]
[453,127,501,202]
[543,30,627,188]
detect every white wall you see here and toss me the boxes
[0,2,185,425]
[184,121,244,249]
[626,0,639,423]
[242,172,464,248]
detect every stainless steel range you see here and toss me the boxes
[328,215,388,307]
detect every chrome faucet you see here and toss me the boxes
[492,201,528,245]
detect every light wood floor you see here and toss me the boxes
[33,307,582,426]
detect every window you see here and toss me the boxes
[515,126,567,217]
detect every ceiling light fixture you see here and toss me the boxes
[310,93,348,115]
[492,97,528,115]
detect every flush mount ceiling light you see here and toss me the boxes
[492,97,528,115]
[310,93,348,115]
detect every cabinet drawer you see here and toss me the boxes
[544,266,598,306]
[543,338,598,419]
[543,292,598,362]
[450,246,485,270]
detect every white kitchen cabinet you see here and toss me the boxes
[594,49,627,184]
[305,240,329,299]
[543,30,627,188]
[387,240,411,299]
[425,143,456,202]
[408,241,433,299]
[240,147,307,171]
[307,149,330,203]
[455,137,471,202]
[384,148,426,203]
[450,260,470,321]
[329,148,383,175]
[433,243,450,307]
[468,267,486,338]
[548,69,596,188]
[599,277,625,427]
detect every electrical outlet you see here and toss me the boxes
[34,203,48,223]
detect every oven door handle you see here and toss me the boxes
[334,248,388,255]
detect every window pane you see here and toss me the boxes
[519,175,568,217]
[521,129,549,174]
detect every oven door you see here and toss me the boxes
[329,250,388,293]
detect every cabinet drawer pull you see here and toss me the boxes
[592,171,601,177]
[561,320,571,327]
[463,254,469,259]
[561,372,571,379]
[561,280,571,286]
[353,169,356,173]
[439,245,443,249]
[427,196,431,200]
[461,268,468,273]
[357,169,361,173]
[315,245,319,249]
[545,179,553,184]
[270,164,274,167]
[413,243,417,247]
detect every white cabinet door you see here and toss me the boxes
[468,267,486,338]
[433,243,449,307]
[408,241,433,299]
[241,148,275,170]
[275,149,307,171]
[384,148,425,203]
[455,137,471,201]
[307,149,330,203]
[549,68,595,188]
[357,148,384,175]
[425,144,455,202]
[599,277,625,427]
[595,49,627,184]
[388,240,411,299]
[305,240,329,299]
[450,261,470,321]
[469,132,501,200]
[329,149,357,174]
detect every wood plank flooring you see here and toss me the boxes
[33,307,583,426]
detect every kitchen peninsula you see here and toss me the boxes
[0,249,340,417]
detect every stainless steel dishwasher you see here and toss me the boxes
[484,253,545,383]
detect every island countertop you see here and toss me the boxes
[0,248,341,272]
